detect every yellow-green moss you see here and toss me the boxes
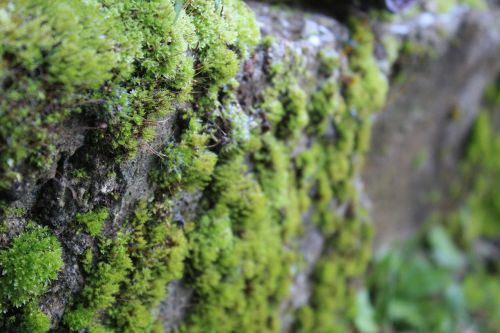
[151,117,218,192]
[0,0,125,188]
[76,207,109,236]
[179,154,291,333]
[2,2,393,331]
[63,234,133,331]
[0,224,63,309]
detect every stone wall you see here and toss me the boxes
[0,1,498,332]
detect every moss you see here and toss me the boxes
[64,199,189,332]
[179,154,291,333]
[151,118,218,192]
[93,0,260,158]
[20,305,51,333]
[106,200,188,332]
[0,0,260,188]
[318,51,339,75]
[291,16,388,332]
[433,0,488,12]
[76,207,110,236]
[0,0,125,188]
[63,234,133,331]
[2,1,393,331]
[71,169,88,180]
[0,223,63,309]
[345,19,389,116]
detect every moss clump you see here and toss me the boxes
[0,0,260,190]
[180,154,290,333]
[151,118,218,192]
[106,200,187,332]
[0,0,125,189]
[0,224,63,309]
[259,48,309,143]
[20,305,51,333]
[64,200,188,332]
[63,234,133,331]
[76,207,110,236]
[93,0,260,159]
[345,19,389,116]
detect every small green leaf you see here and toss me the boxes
[354,289,378,333]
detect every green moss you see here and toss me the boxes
[20,305,51,333]
[0,0,260,186]
[64,199,189,332]
[293,216,373,333]
[63,234,132,331]
[0,0,125,188]
[71,169,88,180]
[151,118,217,191]
[291,17,388,332]
[106,200,188,332]
[2,2,395,331]
[0,224,63,309]
[318,51,339,75]
[345,19,389,116]
[76,207,110,236]
[180,154,290,333]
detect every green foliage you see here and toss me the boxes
[363,84,500,333]
[106,200,188,332]
[0,0,124,188]
[180,154,290,333]
[151,118,217,191]
[76,207,110,236]
[463,274,500,332]
[462,111,500,238]
[0,224,63,308]
[366,227,467,333]
[20,304,51,333]
[63,234,133,331]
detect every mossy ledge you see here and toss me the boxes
[0,0,479,332]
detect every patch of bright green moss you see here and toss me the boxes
[179,154,290,333]
[151,118,218,192]
[346,19,389,116]
[2,2,395,331]
[0,0,126,188]
[75,207,110,236]
[106,200,187,332]
[0,0,260,188]
[64,199,188,332]
[292,18,389,332]
[63,233,133,331]
[0,224,63,309]
[20,304,51,333]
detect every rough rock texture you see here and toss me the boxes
[364,7,500,247]
[0,1,499,332]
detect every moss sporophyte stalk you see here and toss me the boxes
[0,0,395,331]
